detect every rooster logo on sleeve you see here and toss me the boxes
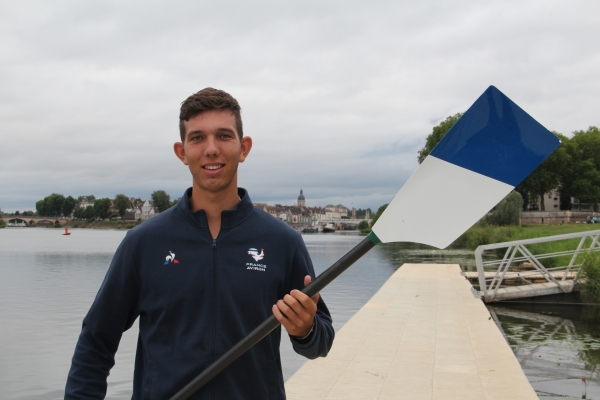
[248,248,265,262]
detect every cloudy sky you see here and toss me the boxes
[1,1,599,212]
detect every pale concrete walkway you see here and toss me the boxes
[285,264,538,400]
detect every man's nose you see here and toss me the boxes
[204,136,220,156]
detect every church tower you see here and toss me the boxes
[297,189,306,207]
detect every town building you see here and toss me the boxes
[253,189,361,228]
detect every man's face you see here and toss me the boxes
[174,109,252,195]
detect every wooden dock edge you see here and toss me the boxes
[285,264,538,400]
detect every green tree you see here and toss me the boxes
[35,194,66,217]
[62,196,77,217]
[560,127,600,210]
[73,207,83,219]
[152,190,171,213]
[516,133,569,211]
[361,204,389,234]
[113,194,130,217]
[483,191,523,226]
[47,193,66,216]
[36,199,48,216]
[93,198,112,219]
[0,218,5,228]
[83,206,95,220]
[417,113,464,164]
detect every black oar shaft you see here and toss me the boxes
[169,234,378,400]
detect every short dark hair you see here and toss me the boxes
[179,88,243,142]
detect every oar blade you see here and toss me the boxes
[372,85,561,248]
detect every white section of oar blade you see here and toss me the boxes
[371,155,513,248]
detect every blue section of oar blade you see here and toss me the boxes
[429,86,561,187]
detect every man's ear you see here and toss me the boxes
[239,136,252,163]
[174,142,188,165]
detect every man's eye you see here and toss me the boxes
[191,136,202,141]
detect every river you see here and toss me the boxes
[0,228,598,399]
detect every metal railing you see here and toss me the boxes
[475,229,600,302]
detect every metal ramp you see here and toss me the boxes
[473,229,600,303]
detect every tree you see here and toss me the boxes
[369,204,389,230]
[113,194,130,217]
[483,191,523,226]
[83,206,95,220]
[36,199,48,216]
[73,207,83,219]
[93,198,112,219]
[516,133,569,211]
[417,113,464,164]
[560,127,600,210]
[171,198,180,207]
[62,196,77,217]
[152,190,171,213]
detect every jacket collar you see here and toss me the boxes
[177,187,254,230]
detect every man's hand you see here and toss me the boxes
[272,275,320,338]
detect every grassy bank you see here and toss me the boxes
[580,252,600,303]
[63,220,142,230]
[452,223,600,268]
[451,223,600,249]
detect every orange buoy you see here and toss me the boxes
[63,227,71,236]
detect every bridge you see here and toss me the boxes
[316,218,371,225]
[2,216,69,227]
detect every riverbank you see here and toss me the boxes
[451,223,600,250]
[64,220,142,229]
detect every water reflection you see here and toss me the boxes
[490,303,600,399]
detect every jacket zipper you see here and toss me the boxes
[210,236,217,400]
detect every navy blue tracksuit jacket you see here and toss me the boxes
[65,188,334,399]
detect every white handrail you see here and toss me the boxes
[475,229,600,302]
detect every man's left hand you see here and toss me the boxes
[272,275,319,338]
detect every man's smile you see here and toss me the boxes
[203,164,224,171]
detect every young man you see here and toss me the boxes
[65,88,335,399]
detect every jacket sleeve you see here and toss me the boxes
[287,238,335,360]
[65,237,140,399]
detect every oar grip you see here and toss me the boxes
[169,234,378,400]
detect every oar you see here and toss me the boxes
[170,85,561,400]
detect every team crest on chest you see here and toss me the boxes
[247,248,266,271]
[163,251,180,265]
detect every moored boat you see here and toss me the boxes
[322,223,336,233]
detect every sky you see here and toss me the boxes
[1,1,599,212]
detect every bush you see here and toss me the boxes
[0,219,5,229]
[580,251,600,303]
[483,191,523,226]
[464,227,492,249]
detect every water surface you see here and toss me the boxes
[2,228,598,399]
